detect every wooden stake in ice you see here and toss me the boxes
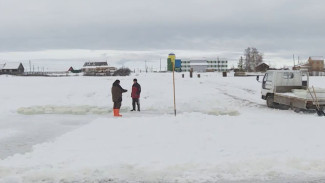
[169,53,177,116]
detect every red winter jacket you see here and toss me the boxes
[131,82,141,98]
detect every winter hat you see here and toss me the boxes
[113,80,120,86]
[133,78,137,82]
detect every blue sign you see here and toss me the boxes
[175,59,181,68]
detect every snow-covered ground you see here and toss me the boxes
[1,72,325,183]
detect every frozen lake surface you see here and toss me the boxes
[0,114,92,159]
[1,73,325,183]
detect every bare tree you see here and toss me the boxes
[244,47,263,72]
[238,56,244,71]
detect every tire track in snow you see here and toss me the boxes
[222,91,265,108]
[215,84,266,108]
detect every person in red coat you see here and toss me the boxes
[131,78,141,111]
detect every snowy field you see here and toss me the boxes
[1,72,325,183]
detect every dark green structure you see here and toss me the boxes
[167,58,173,71]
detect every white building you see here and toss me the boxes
[81,62,116,76]
[181,59,228,72]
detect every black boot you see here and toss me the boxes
[131,101,135,111]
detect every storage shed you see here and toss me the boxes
[1,62,24,75]
[255,63,269,72]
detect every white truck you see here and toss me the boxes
[257,70,325,115]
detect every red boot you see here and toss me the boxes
[117,109,122,117]
[113,109,122,117]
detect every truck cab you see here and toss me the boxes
[261,70,308,99]
[259,70,309,107]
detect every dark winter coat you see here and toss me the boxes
[111,80,127,102]
[131,82,141,99]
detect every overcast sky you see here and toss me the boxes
[0,0,325,69]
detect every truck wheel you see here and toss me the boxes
[282,105,290,110]
[266,95,275,108]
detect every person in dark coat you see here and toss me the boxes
[111,80,127,117]
[131,78,141,111]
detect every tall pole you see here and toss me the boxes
[168,53,176,116]
[172,60,176,116]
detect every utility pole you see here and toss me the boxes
[145,60,147,73]
[29,60,31,72]
[172,61,176,116]
[293,54,296,67]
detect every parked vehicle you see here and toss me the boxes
[257,70,325,115]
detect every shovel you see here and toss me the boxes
[308,87,325,116]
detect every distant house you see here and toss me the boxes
[294,56,325,76]
[293,64,310,71]
[0,64,4,73]
[308,56,324,72]
[1,62,24,75]
[68,66,82,73]
[81,62,116,76]
[255,63,269,72]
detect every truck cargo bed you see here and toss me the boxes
[274,88,325,109]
